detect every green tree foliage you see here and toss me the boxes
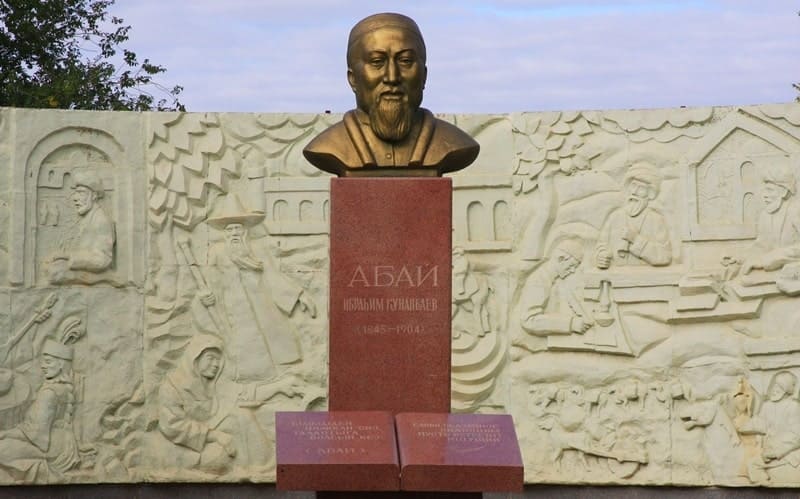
[0,0,184,110]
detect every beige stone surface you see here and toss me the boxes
[0,103,799,486]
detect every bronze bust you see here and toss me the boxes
[303,13,479,177]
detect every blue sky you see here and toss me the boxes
[111,0,798,113]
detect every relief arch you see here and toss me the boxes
[18,127,138,287]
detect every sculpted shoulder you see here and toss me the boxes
[302,120,358,176]
[302,109,479,177]
[426,116,480,175]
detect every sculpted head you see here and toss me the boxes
[41,339,74,381]
[179,335,225,391]
[224,222,246,247]
[346,13,427,142]
[551,237,583,279]
[196,347,223,380]
[762,164,796,214]
[71,171,103,216]
[207,194,264,252]
[41,354,64,380]
[767,370,797,402]
[623,163,661,217]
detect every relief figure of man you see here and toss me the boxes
[741,164,800,275]
[197,195,316,394]
[303,13,479,177]
[738,371,800,483]
[0,339,80,482]
[46,171,115,284]
[513,238,592,355]
[594,163,672,269]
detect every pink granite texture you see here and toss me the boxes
[328,178,452,414]
[395,412,524,492]
[276,411,399,491]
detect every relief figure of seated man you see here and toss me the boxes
[0,339,80,482]
[513,238,592,356]
[737,371,800,483]
[594,163,672,269]
[741,164,800,276]
[46,171,115,284]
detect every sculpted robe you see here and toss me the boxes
[514,265,584,353]
[594,207,672,267]
[742,396,800,482]
[47,204,115,284]
[303,108,479,176]
[759,398,800,466]
[0,381,79,481]
[158,335,234,473]
[58,204,114,272]
[750,199,800,266]
[204,243,302,383]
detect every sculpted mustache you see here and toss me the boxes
[375,89,406,99]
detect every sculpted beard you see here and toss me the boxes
[625,195,647,217]
[227,238,246,255]
[369,96,413,142]
[369,85,423,142]
[763,189,786,214]
[225,236,264,272]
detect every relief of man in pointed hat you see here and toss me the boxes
[204,193,267,273]
[197,194,316,397]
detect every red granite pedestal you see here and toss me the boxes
[276,411,399,491]
[278,177,521,497]
[328,177,452,414]
[396,413,524,493]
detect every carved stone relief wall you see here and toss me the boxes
[0,103,799,486]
